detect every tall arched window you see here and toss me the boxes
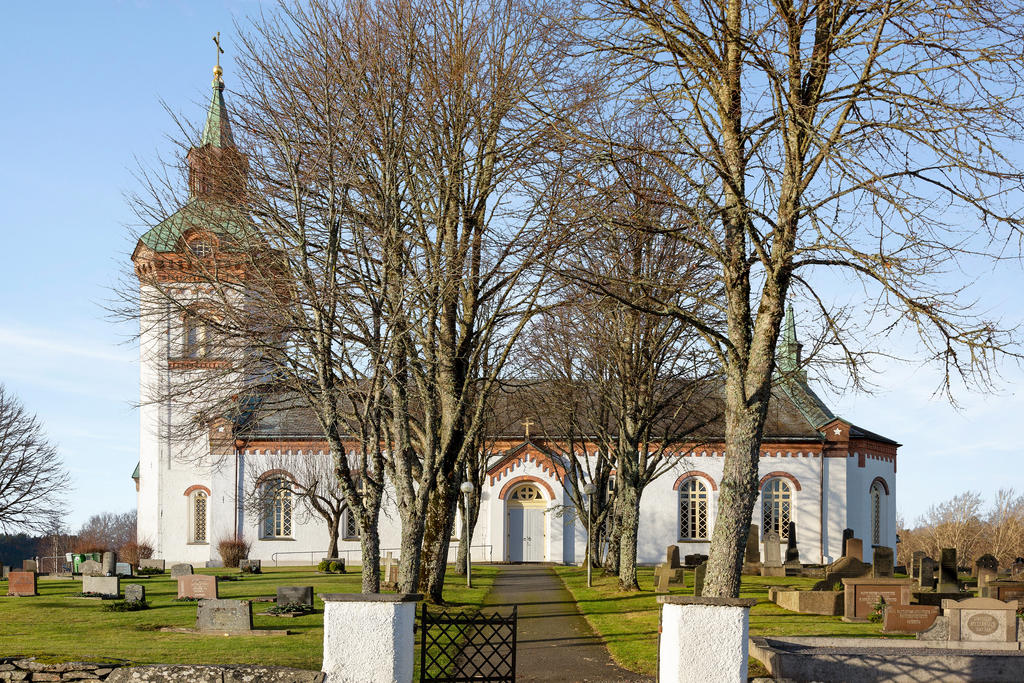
[191,490,208,543]
[261,477,293,538]
[762,478,793,540]
[870,481,884,545]
[678,478,709,540]
[183,311,209,359]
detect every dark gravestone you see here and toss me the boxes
[177,574,218,599]
[1012,558,1024,577]
[170,563,194,578]
[139,558,165,571]
[654,546,686,593]
[841,528,854,557]
[872,546,895,578]
[693,561,707,597]
[938,548,959,593]
[239,559,262,573]
[683,553,708,567]
[276,585,314,608]
[975,554,999,574]
[196,599,254,633]
[785,522,800,563]
[911,551,926,579]
[743,524,761,570]
[79,560,103,577]
[883,604,940,633]
[7,570,37,596]
[919,557,937,590]
[125,583,146,603]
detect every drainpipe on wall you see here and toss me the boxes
[819,450,825,565]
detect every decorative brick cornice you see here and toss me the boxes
[169,358,230,370]
[487,442,566,485]
[183,484,211,497]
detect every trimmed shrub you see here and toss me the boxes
[217,536,251,568]
[119,540,154,566]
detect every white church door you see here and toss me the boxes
[507,483,547,562]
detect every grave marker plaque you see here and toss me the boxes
[841,528,854,557]
[177,574,218,599]
[911,551,926,579]
[196,599,254,633]
[654,545,686,592]
[742,525,761,574]
[7,570,37,596]
[841,577,913,621]
[693,561,707,597]
[139,559,165,571]
[115,562,132,577]
[942,597,1018,643]
[883,604,939,633]
[845,538,863,562]
[919,557,937,590]
[276,585,314,607]
[761,531,785,577]
[83,575,119,597]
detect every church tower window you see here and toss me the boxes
[761,478,792,540]
[183,311,210,359]
[678,478,709,540]
[261,476,293,538]
[191,491,208,543]
[870,481,884,545]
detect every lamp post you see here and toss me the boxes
[460,480,475,588]
[582,483,597,587]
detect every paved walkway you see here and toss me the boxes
[483,564,652,682]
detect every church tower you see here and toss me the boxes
[132,56,249,560]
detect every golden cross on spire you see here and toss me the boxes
[213,31,224,67]
[521,419,535,440]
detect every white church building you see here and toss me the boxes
[131,68,899,569]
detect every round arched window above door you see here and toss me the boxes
[509,484,543,501]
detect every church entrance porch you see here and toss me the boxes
[506,483,547,562]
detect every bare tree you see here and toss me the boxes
[986,488,1024,566]
[916,491,986,564]
[75,510,137,553]
[577,0,1024,596]
[0,384,70,534]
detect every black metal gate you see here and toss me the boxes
[419,603,517,682]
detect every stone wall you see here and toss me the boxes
[0,659,324,682]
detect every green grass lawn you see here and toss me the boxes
[0,565,499,669]
[553,566,907,677]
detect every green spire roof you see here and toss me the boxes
[200,74,234,148]
[778,305,799,374]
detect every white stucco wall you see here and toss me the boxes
[322,597,415,683]
[659,601,751,682]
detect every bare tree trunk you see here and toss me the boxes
[360,512,381,594]
[326,518,339,560]
[422,477,459,603]
[617,481,641,591]
[603,494,621,575]
[454,488,481,576]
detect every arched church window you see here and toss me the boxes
[261,477,293,538]
[509,484,543,501]
[188,237,214,258]
[343,506,360,540]
[678,478,709,540]
[870,481,884,545]
[762,478,792,540]
[191,490,208,543]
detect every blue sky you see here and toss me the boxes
[0,1,1021,533]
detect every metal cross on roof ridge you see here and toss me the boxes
[521,419,535,439]
[213,31,224,68]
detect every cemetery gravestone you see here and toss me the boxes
[941,597,1019,643]
[982,580,1024,605]
[79,560,103,577]
[239,559,261,573]
[911,551,926,579]
[938,548,959,593]
[975,554,999,575]
[196,599,254,633]
[919,557,937,590]
[683,553,707,568]
[139,558,165,571]
[785,522,800,563]
[125,583,146,603]
[977,567,997,589]
[277,585,314,608]
[654,546,686,593]
[1012,558,1024,578]
[845,538,863,562]
[115,562,132,577]
[381,553,398,590]
[83,576,120,597]
[761,531,785,577]
[170,563,194,578]
[841,577,913,621]
[7,570,37,596]
[841,528,854,557]
[742,525,761,573]
[873,546,895,578]
[101,552,116,576]
[693,561,707,597]
[177,574,218,600]
[22,559,37,572]
[883,604,940,634]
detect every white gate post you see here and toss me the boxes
[657,596,758,683]
[320,592,421,683]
